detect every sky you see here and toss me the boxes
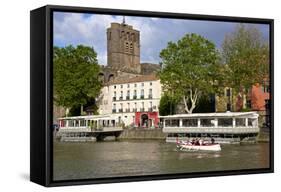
[53,11,269,65]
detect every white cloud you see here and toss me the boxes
[54,12,270,65]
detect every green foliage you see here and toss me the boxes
[159,33,222,113]
[53,45,102,112]
[222,24,269,92]
[159,93,179,116]
[193,95,216,113]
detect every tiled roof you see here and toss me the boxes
[109,74,159,85]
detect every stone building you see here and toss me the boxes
[98,19,160,84]
[96,74,162,127]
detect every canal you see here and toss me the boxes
[53,140,270,181]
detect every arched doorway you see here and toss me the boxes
[141,114,148,128]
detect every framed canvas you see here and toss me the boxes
[30,5,274,187]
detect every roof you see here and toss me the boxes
[109,74,159,85]
[159,112,259,119]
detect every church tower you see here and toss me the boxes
[107,19,141,73]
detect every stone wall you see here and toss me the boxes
[119,128,166,140]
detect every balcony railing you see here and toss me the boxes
[119,97,123,101]
[148,94,153,99]
[140,95,144,99]
[113,97,116,101]
[133,95,137,99]
[126,96,130,100]
[119,109,123,113]
[140,108,145,112]
[133,108,137,112]
[112,109,116,113]
[148,107,153,112]
[125,108,130,112]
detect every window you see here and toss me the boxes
[263,85,270,93]
[236,118,246,127]
[182,119,197,127]
[127,103,130,112]
[127,84,130,88]
[201,119,215,127]
[150,82,152,86]
[141,89,144,99]
[227,103,231,111]
[141,83,144,87]
[125,42,129,52]
[218,118,232,127]
[114,85,116,89]
[134,84,137,87]
[246,100,251,109]
[226,88,231,97]
[120,85,123,88]
[149,89,152,98]
[133,90,137,99]
[126,90,130,100]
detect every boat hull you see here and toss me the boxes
[177,143,221,152]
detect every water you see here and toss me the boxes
[53,140,270,181]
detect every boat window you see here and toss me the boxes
[201,119,215,127]
[248,118,256,127]
[171,119,179,127]
[80,119,86,127]
[182,119,197,127]
[236,118,246,127]
[165,119,179,127]
[218,118,232,127]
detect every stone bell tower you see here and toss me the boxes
[107,17,141,73]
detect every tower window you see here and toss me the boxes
[125,42,129,52]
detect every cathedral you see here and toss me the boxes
[98,18,160,84]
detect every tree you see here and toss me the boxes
[158,93,179,116]
[159,33,222,114]
[222,24,269,109]
[53,45,102,115]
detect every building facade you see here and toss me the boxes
[97,74,162,128]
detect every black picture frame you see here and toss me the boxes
[30,5,274,187]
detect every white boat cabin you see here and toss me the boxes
[160,112,259,143]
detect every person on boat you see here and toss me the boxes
[195,138,200,146]
[199,139,203,146]
[191,139,195,145]
[211,137,215,144]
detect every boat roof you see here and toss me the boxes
[159,111,259,119]
[58,114,117,120]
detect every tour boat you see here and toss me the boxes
[176,140,221,152]
[160,112,260,144]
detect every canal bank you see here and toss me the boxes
[119,128,166,140]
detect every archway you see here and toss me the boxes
[98,73,105,83]
[141,114,148,128]
[108,74,114,82]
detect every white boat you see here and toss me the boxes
[176,140,221,152]
[160,112,260,144]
